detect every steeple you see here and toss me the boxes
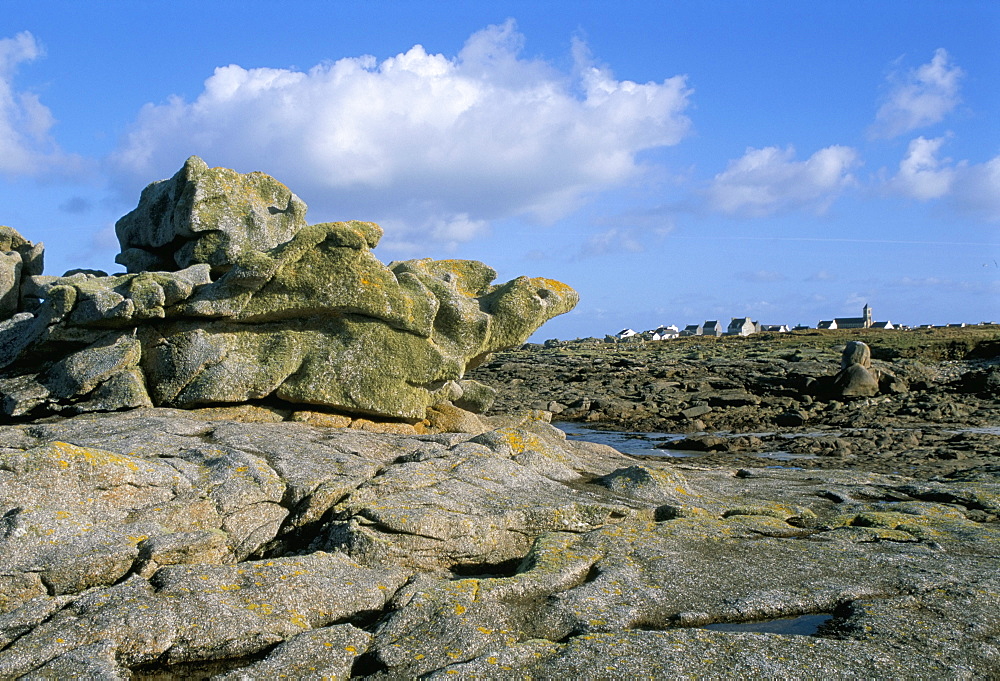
[863,303,872,327]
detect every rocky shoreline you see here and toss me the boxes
[1,406,998,678]
[469,330,1000,480]
[1,159,997,677]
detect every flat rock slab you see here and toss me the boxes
[0,409,997,677]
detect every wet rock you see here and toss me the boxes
[680,404,713,419]
[657,435,729,452]
[775,410,807,427]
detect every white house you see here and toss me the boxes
[817,320,837,330]
[615,328,638,339]
[725,317,756,336]
[761,324,790,333]
[650,325,680,340]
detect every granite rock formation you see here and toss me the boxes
[0,157,577,422]
[0,409,996,677]
[832,340,881,398]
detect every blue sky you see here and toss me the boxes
[2,1,998,340]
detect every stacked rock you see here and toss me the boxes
[0,157,578,421]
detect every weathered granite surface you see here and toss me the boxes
[1,409,997,677]
[0,157,577,423]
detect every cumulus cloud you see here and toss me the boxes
[870,48,963,139]
[887,136,1000,222]
[706,145,859,217]
[0,32,85,178]
[887,136,955,200]
[108,20,693,248]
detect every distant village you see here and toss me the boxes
[609,304,995,342]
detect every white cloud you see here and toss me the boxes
[379,212,489,254]
[0,32,75,176]
[870,48,963,139]
[707,145,859,217]
[108,20,693,247]
[887,136,1000,222]
[887,136,955,200]
[952,155,1000,223]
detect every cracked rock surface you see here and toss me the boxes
[1,409,997,677]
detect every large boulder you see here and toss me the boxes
[833,341,880,398]
[114,156,309,274]
[0,158,578,421]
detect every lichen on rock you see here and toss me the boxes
[0,157,578,422]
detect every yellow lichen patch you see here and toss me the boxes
[246,603,274,616]
[40,441,142,472]
[532,277,576,297]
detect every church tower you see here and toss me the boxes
[863,303,872,328]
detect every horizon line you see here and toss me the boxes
[671,236,1000,247]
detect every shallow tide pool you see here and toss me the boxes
[561,423,816,462]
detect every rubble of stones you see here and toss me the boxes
[470,334,1000,479]
[1,407,998,677]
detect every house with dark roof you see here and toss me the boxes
[703,320,723,336]
[680,324,703,336]
[835,303,873,329]
[650,325,679,340]
[726,317,756,336]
